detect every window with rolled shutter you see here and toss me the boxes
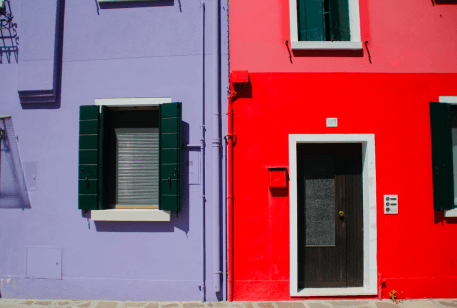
[78,103,182,212]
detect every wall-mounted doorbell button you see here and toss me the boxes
[384,194,398,214]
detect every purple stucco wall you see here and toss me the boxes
[0,0,228,301]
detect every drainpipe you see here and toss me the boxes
[222,135,228,300]
[212,0,222,295]
[227,80,236,301]
[200,1,206,302]
[227,71,249,302]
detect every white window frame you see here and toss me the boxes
[289,134,377,296]
[288,0,362,50]
[90,97,172,222]
[439,96,457,218]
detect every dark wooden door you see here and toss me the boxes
[297,143,363,289]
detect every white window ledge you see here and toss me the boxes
[291,41,363,50]
[292,287,377,297]
[445,209,457,217]
[91,209,171,221]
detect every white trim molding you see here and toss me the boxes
[291,41,362,50]
[91,97,172,222]
[439,96,457,217]
[288,0,362,50]
[91,209,171,221]
[289,134,377,297]
[439,96,457,104]
[95,97,171,107]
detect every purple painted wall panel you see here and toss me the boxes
[0,0,228,301]
[17,60,54,91]
[19,0,58,60]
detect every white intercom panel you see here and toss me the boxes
[384,195,398,214]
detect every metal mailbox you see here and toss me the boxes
[268,167,287,188]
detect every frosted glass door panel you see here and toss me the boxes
[304,155,335,246]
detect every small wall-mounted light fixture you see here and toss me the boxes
[0,128,5,140]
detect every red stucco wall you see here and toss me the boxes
[231,73,457,300]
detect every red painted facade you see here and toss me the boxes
[229,0,457,301]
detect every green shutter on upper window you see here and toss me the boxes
[79,105,100,210]
[159,102,182,212]
[297,0,324,41]
[328,0,350,41]
[430,102,455,211]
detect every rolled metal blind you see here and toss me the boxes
[116,128,159,206]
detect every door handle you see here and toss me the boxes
[85,176,90,189]
[168,176,172,188]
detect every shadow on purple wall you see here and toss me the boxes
[20,0,65,109]
[0,0,19,64]
[0,117,31,209]
[95,220,177,232]
[93,197,190,232]
[97,0,174,11]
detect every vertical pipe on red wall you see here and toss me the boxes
[212,0,222,295]
[222,135,228,300]
[200,1,206,303]
[378,273,382,300]
[227,81,235,301]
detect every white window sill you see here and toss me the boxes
[91,209,171,221]
[445,209,457,217]
[291,287,377,297]
[291,41,363,50]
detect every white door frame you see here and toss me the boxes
[439,96,457,218]
[289,134,378,297]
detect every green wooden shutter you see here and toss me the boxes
[430,102,455,211]
[297,0,324,41]
[79,105,100,210]
[328,0,350,41]
[159,102,182,211]
[98,105,107,209]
